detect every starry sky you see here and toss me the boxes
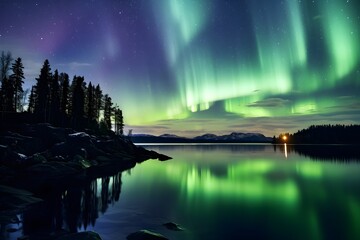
[1,0,359,137]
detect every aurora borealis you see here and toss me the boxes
[1,0,359,137]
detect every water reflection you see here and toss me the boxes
[144,143,268,152]
[5,144,360,240]
[292,145,360,161]
[274,144,360,161]
[122,144,360,239]
[185,162,299,206]
[19,172,123,239]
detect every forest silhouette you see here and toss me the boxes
[274,124,360,144]
[0,51,124,135]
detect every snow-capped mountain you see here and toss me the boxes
[131,132,271,143]
[159,134,182,138]
[194,132,271,142]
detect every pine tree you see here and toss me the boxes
[86,82,95,121]
[0,51,13,112]
[28,86,36,113]
[114,106,124,135]
[1,77,15,112]
[49,69,60,125]
[94,84,103,122]
[10,57,25,112]
[103,94,112,130]
[34,59,51,122]
[70,76,85,129]
[68,76,77,117]
[59,72,70,126]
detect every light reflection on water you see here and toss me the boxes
[4,144,360,240]
[115,144,360,240]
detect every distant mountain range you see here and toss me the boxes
[131,132,272,143]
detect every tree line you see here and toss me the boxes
[273,124,360,144]
[0,51,124,135]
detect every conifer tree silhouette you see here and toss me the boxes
[10,57,25,112]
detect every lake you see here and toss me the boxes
[4,144,360,240]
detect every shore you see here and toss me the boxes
[0,123,171,240]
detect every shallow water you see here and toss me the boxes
[4,144,360,240]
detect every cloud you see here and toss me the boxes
[337,95,355,99]
[325,101,360,111]
[247,98,290,108]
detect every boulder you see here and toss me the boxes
[72,154,94,168]
[64,133,105,159]
[163,222,184,231]
[127,230,169,240]
[17,123,71,152]
[0,132,44,155]
[57,231,102,240]
[30,123,69,144]
[67,132,92,143]
[0,144,30,168]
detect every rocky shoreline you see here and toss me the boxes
[0,123,171,240]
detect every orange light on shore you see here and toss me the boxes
[282,135,287,141]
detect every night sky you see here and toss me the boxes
[1,0,359,137]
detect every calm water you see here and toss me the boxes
[4,144,360,240]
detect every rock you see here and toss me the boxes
[0,144,30,168]
[127,230,169,240]
[31,153,47,164]
[163,222,183,231]
[14,123,71,154]
[67,132,92,145]
[57,231,102,240]
[79,148,87,158]
[31,123,69,144]
[0,132,44,155]
[0,124,171,201]
[50,139,95,161]
[64,133,106,159]
[73,154,92,168]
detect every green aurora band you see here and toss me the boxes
[124,0,359,135]
[1,0,358,136]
